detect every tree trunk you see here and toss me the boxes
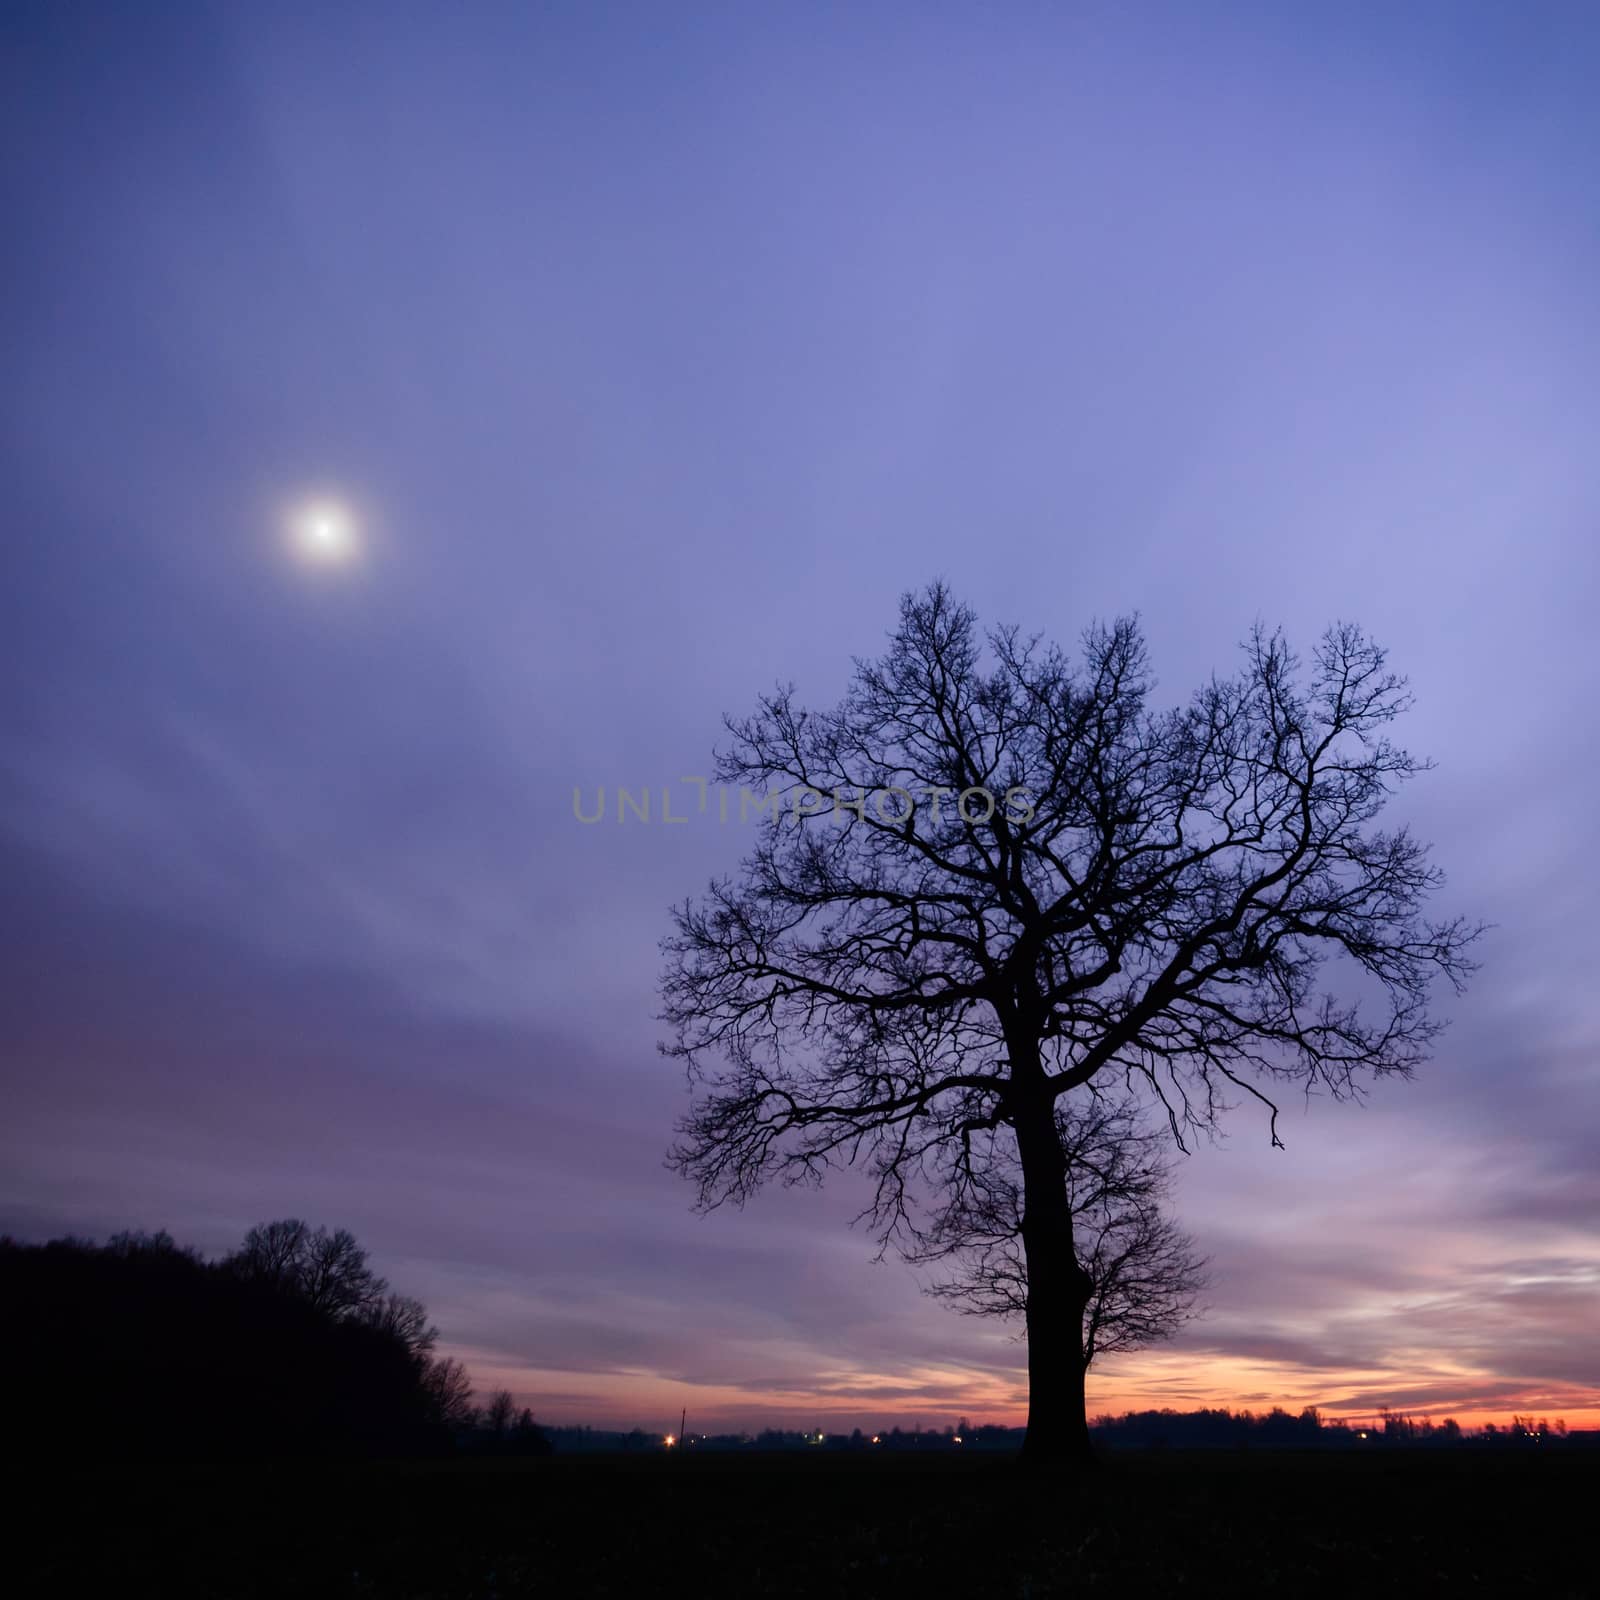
[1013,1070,1096,1469]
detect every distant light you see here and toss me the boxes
[288,499,360,567]
[953,1436,963,1445]
[664,1434,676,1447]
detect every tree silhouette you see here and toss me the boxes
[226,1220,386,1318]
[662,584,1480,1465]
[420,1355,475,1431]
[1,1224,472,1459]
[912,1090,1206,1371]
[484,1388,517,1437]
[358,1292,439,1359]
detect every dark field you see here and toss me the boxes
[12,1450,1595,1597]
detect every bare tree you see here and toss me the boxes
[420,1356,476,1430]
[483,1388,517,1437]
[913,1091,1206,1371]
[227,1218,310,1289]
[297,1226,385,1318]
[104,1230,196,1261]
[357,1292,439,1360]
[226,1220,386,1320]
[661,584,1480,1465]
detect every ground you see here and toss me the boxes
[11,1449,1593,1596]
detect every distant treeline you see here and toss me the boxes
[546,1408,1594,1454]
[0,1224,550,1461]
[1092,1406,1584,1450]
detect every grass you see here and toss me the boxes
[10,1448,1594,1596]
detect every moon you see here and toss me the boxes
[288,499,360,566]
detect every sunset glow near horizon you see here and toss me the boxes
[5,5,1598,1440]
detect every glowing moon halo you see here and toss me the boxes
[288,499,360,566]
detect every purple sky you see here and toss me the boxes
[4,2,1598,1432]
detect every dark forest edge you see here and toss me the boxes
[0,1225,550,1461]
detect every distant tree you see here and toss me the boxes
[484,1389,517,1437]
[104,1229,195,1260]
[298,1227,385,1317]
[663,585,1481,1464]
[358,1293,438,1359]
[227,1218,310,1287]
[225,1219,387,1319]
[420,1356,475,1430]
[511,1407,553,1456]
[1381,1406,1414,1441]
